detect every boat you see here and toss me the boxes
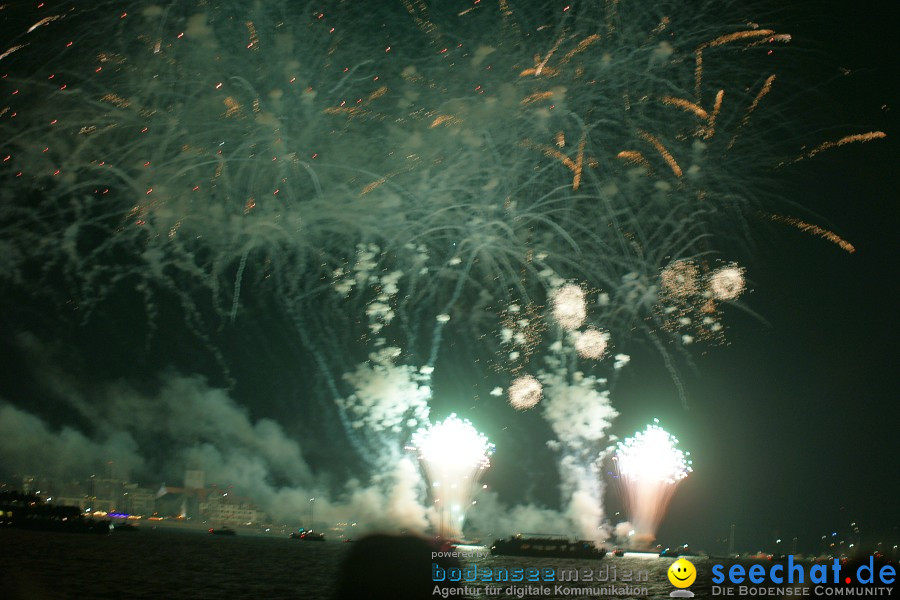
[660,546,704,558]
[491,534,607,560]
[289,528,325,541]
[451,541,486,553]
[0,491,111,534]
[613,549,625,557]
[209,526,237,536]
[293,498,325,541]
[619,550,662,559]
[450,539,483,549]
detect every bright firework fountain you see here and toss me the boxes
[614,420,692,549]
[411,414,494,540]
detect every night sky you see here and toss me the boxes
[0,0,896,555]
[634,0,899,551]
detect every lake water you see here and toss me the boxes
[0,528,857,599]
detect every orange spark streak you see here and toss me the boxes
[535,36,564,76]
[522,132,589,190]
[559,34,600,66]
[639,131,682,177]
[792,131,887,163]
[769,214,856,253]
[430,114,461,127]
[695,29,777,100]
[617,151,651,169]
[521,91,554,106]
[728,75,775,149]
[705,89,724,139]
[360,178,387,196]
[662,97,708,120]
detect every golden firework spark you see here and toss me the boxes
[660,260,700,299]
[520,53,560,78]
[402,0,439,42]
[705,29,778,49]
[616,150,651,170]
[429,114,462,128]
[769,214,856,253]
[661,89,724,139]
[367,86,389,102]
[520,91,555,106]
[705,89,724,139]
[324,86,390,118]
[651,16,671,36]
[789,131,887,164]
[661,96,708,120]
[360,156,420,196]
[605,0,621,35]
[27,15,63,34]
[695,29,777,100]
[359,178,387,196]
[657,260,730,344]
[748,33,792,47]
[555,131,566,148]
[520,34,598,78]
[0,44,26,62]
[246,21,259,51]
[559,34,600,67]
[498,302,547,374]
[498,0,522,41]
[728,74,776,149]
[100,93,130,108]
[522,132,590,190]
[223,97,241,118]
[638,131,682,177]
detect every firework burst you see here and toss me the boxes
[411,414,494,539]
[0,0,884,538]
[614,420,692,549]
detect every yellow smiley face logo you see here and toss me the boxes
[667,558,697,588]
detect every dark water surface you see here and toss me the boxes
[1,528,341,599]
[2,528,860,599]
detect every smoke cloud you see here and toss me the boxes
[0,344,435,528]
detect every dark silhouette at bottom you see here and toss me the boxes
[333,534,470,600]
